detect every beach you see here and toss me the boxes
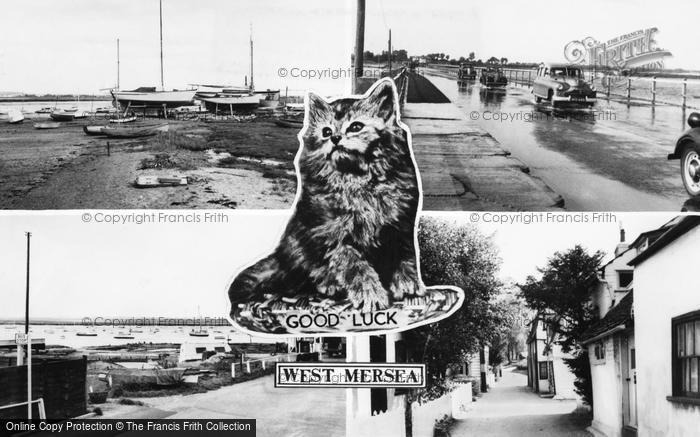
[0,117,299,209]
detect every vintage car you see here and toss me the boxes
[480,67,508,88]
[532,63,596,107]
[668,112,700,197]
[457,63,477,81]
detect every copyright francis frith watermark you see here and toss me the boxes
[80,316,230,327]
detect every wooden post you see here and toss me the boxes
[682,78,688,109]
[353,0,366,92]
[627,78,631,100]
[651,77,657,105]
[107,142,111,157]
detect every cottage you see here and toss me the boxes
[582,223,673,437]
[628,216,700,436]
[526,314,577,399]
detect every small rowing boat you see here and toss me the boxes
[83,125,107,135]
[109,115,137,124]
[100,123,169,139]
[274,118,303,129]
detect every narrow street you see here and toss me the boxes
[452,367,591,437]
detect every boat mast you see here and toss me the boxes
[249,23,254,92]
[159,0,164,91]
[116,38,120,90]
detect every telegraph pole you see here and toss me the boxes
[353,0,366,92]
[387,29,392,76]
[25,232,32,421]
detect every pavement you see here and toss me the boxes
[452,367,591,437]
[403,72,564,210]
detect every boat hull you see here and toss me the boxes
[200,95,259,114]
[112,90,196,109]
[50,112,75,122]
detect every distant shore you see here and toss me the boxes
[0,95,112,103]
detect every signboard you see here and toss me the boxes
[15,333,27,345]
[226,78,465,337]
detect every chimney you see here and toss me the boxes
[614,223,629,257]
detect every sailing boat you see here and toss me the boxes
[189,306,209,337]
[199,26,261,114]
[111,0,195,113]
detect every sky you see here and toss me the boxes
[0,0,354,95]
[361,0,699,70]
[0,211,678,320]
[2,1,697,96]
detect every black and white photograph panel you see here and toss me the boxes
[0,0,354,210]
[1,211,699,436]
[351,0,700,211]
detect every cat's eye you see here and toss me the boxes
[346,122,365,133]
[321,127,333,138]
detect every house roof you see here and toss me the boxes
[628,216,700,266]
[581,291,634,344]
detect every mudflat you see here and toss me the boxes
[0,118,299,209]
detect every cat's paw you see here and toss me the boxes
[348,271,389,313]
[390,274,425,301]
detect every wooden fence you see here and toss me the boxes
[0,357,87,419]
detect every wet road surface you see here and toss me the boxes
[424,73,692,211]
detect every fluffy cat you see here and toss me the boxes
[228,79,425,315]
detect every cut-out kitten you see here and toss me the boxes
[228,79,425,315]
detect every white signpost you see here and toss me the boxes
[15,332,31,420]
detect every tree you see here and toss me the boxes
[518,245,604,405]
[400,217,504,436]
[487,56,500,64]
[468,52,475,61]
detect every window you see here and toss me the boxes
[539,362,549,380]
[672,311,700,398]
[618,271,633,288]
[593,341,606,362]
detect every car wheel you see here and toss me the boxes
[547,90,554,102]
[681,143,700,197]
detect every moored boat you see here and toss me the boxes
[50,110,75,121]
[200,94,260,114]
[8,110,24,124]
[76,331,98,337]
[189,328,209,337]
[274,118,303,129]
[111,88,197,111]
[100,123,169,139]
[83,125,107,135]
[35,107,54,114]
[109,115,137,124]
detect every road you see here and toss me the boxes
[422,72,692,211]
[452,367,591,437]
[130,374,345,437]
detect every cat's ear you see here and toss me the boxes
[364,80,397,122]
[306,92,331,125]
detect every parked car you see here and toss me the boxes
[480,66,508,88]
[458,63,477,82]
[532,63,596,107]
[668,112,700,197]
